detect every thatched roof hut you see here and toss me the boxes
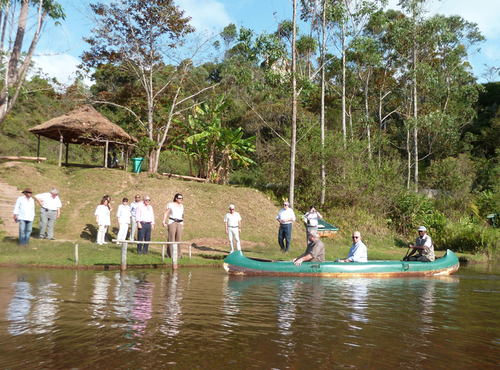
[29,105,138,168]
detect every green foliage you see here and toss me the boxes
[425,154,476,198]
[433,217,500,255]
[387,191,434,235]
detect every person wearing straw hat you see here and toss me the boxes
[224,204,242,253]
[405,226,435,262]
[13,188,35,246]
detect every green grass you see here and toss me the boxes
[0,162,482,268]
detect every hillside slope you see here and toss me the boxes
[0,162,305,252]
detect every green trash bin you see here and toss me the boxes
[131,157,143,173]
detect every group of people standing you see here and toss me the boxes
[94,193,184,256]
[13,188,62,246]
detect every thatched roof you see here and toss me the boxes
[28,105,138,144]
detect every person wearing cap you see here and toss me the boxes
[136,195,155,255]
[276,201,296,253]
[405,226,435,262]
[338,231,368,262]
[13,188,35,246]
[34,188,62,240]
[162,193,184,258]
[292,230,325,266]
[224,204,242,253]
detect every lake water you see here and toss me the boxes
[0,263,499,369]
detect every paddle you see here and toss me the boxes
[402,247,411,261]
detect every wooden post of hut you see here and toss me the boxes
[58,132,63,167]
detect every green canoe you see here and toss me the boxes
[223,250,460,277]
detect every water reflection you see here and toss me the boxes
[7,275,33,336]
[2,266,500,370]
[89,273,110,326]
[7,274,60,336]
[160,271,183,338]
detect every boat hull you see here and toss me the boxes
[223,250,460,277]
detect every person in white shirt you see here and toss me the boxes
[276,201,296,253]
[34,188,62,240]
[162,193,184,258]
[13,188,35,246]
[95,198,111,245]
[304,205,323,241]
[129,194,142,241]
[338,231,368,262]
[224,204,242,253]
[116,198,131,244]
[136,195,155,255]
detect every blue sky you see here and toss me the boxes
[33,0,500,86]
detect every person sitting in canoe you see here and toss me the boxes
[337,231,368,262]
[404,226,435,262]
[292,230,325,266]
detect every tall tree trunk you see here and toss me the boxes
[412,22,418,192]
[341,23,347,148]
[0,0,47,126]
[364,77,372,161]
[320,0,327,206]
[289,0,298,208]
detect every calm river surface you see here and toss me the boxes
[1,263,499,369]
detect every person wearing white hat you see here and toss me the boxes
[224,204,242,253]
[405,226,435,262]
[13,188,35,246]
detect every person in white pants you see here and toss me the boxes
[95,198,111,245]
[224,204,242,253]
[129,194,142,241]
[116,198,131,243]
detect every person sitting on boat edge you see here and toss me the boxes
[292,230,325,266]
[404,226,435,262]
[337,231,368,262]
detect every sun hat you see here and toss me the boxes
[229,204,235,209]
[22,188,32,193]
[418,226,427,232]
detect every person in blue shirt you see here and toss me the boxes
[338,231,368,262]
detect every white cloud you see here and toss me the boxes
[388,0,500,38]
[176,0,231,32]
[32,53,91,87]
[429,0,500,38]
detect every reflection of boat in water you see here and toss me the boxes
[223,250,460,277]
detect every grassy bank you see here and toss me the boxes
[0,162,478,268]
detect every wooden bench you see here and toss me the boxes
[0,156,47,163]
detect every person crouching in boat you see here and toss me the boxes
[404,226,435,262]
[338,231,368,262]
[292,230,325,266]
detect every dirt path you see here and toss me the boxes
[0,179,22,238]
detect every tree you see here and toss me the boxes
[82,0,216,173]
[0,0,65,127]
[176,95,256,184]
